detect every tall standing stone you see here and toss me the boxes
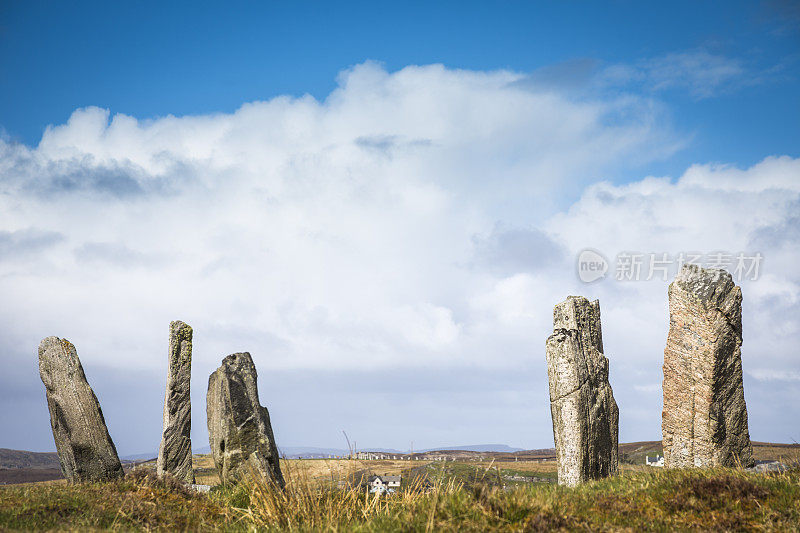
[206,352,285,487]
[38,337,124,482]
[545,296,619,486]
[157,321,194,483]
[662,264,754,468]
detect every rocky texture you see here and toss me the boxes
[157,321,195,483]
[662,264,754,468]
[38,337,124,482]
[545,296,619,486]
[206,352,285,487]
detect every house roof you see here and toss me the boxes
[367,474,401,483]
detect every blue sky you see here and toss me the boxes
[1,2,799,454]
[2,1,798,174]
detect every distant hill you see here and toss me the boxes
[274,444,526,458]
[1,448,155,468]
[418,444,524,453]
[278,446,350,458]
[123,447,206,460]
[119,452,158,462]
[619,441,663,465]
[0,448,60,470]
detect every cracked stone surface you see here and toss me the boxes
[662,264,754,468]
[157,320,195,483]
[38,336,124,482]
[545,296,619,486]
[206,352,285,487]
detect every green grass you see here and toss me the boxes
[411,460,557,491]
[0,470,237,531]
[498,467,557,481]
[620,442,664,465]
[1,467,798,531]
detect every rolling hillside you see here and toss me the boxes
[0,448,60,470]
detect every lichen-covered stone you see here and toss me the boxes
[38,337,124,482]
[545,296,619,486]
[662,264,754,468]
[157,320,194,483]
[206,352,284,487]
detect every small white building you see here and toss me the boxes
[646,454,664,467]
[367,474,401,494]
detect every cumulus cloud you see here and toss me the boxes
[0,61,672,370]
[0,61,797,452]
[545,155,800,443]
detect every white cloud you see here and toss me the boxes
[547,156,800,256]
[643,50,745,98]
[0,62,673,374]
[1,61,797,451]
[596,49,774,100]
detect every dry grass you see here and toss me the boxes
[229,465,800,531]
[191,455,423,488]
[493,460,558,474]
[284,458,413,481]
[192,453,221,486]
[230,459,460,531]
[3,459,798,531]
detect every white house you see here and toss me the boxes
[367,474,401,494]
[646,454,664,467]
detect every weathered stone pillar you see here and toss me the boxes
[662,264,754,468]
[157,320,194,483]
[545,296,619,486]
[38,336,124,482]
[206,352,285,487]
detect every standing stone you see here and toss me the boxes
[545,296,619,486]
[206,352,285,487]
[38,337,124,482]
[662,264,754,468]
[157,321,194,483]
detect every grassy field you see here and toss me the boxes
[180,455,422,487]
[201,456,558,489]
[1,459,798,531]
[753,442,800,463]
[618,440,800,465]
